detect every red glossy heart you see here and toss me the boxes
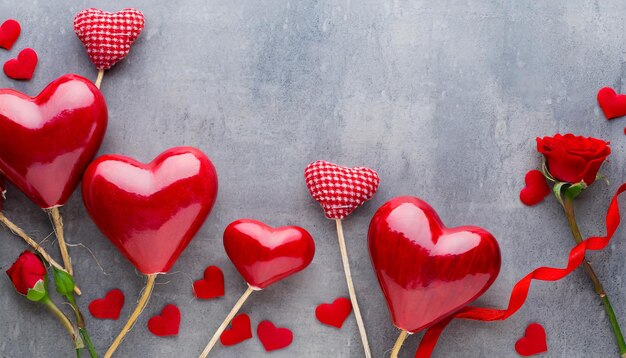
[223,219,315,290]
[598,87,626,119]
[315,297,352,329]
[193,265,225,300]
[4,48,37,80]
[519,170,550,206]
[257,320,293,352]
[515,323,548,356]
[147,304,180,337]
[368,196,501,333]
[82,147,218,274]
[88,288,125,320]
[220,313,252,346]
[0,74,107,208]
[0,19,20,50]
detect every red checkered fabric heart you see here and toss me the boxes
[304,160,380,219]
[74,8,145,70]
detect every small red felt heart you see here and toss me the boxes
[519,170,550,206]
[305,160,380,220]
[315,297,352,328]
[0,19,20,50]
[598,87,626,120]
[515,323,548,356]
[147,304,180,337]
[220,313,252,346]
[193,265,225,300]
[3,48,37,80]
[88,289,125,320]
[257,320,293,352]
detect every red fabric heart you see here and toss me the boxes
[0,74,107,208]
[515,323,548,356]
[598,87,626,119]
[73,8,145,70]
[369,196,501,333]
[82,147,218,275]
[315,297,352,328]
[257,320,293,352]
[519,170,550,206]
[224,219,315,289]
[0,19,20,50]
[220,313,252,346]
[305,160,380,219]
[147,304,180,337]
[193,265,225,300]
[3,48,37,80]
[88,289,125,320]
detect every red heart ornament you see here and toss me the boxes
[598,87,626,119]
[4,48,37,80]
[519,170,550,206]
[223,219,315,290]
[0,19,20,50]
[0,74,107,208]
[368,196,501,333]
[193,265,225,300]
[147,304,181,337]
[74,8,145,70]
[257,320,293,352]
[220,313,252,346]
[82,147,218,274]
[515,323,548,356]
[315,297,352,328]
[88,289,125,320]
[304,160,380,219]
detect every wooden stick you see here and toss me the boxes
[105,274,157,358]
[335,219,372,358]
[390,330,409,358]
[47,207,73,275]
[95,69,104,89]
[0,212,81,295]
[199,286,255,358]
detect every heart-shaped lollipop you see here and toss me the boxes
[369,196,501,334]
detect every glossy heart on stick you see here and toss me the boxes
[82,147,218,274]
[368,196,501,333]
[224,219,315,289]
[0,74,107,208]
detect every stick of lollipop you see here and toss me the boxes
[304,160,380,358]
[199,219,315,357]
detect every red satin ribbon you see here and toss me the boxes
[415,183,626,358]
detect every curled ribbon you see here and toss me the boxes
[415,183,626,358]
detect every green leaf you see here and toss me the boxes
[564,181,587,201]
[26,279,47,302]
[53,268,75,300]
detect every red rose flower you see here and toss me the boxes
[536,134,610,185]
[6,251,47,295]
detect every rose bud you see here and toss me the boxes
[6,250,48,302]
[536,134,610,186]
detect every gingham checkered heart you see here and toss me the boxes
[304,160,380,220]
[74,8,145,70]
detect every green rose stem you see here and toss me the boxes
[40,297,84,354]
[67,295,97,358]
[562,196,626,357]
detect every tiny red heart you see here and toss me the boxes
[315,297,352,328]
[147,304,181,337]
[515,322,548,356]
[3,48,37,80]
[0,19,21,50]
[598,87,626,120]
[88,289,125,320]
[519,170,550,206]
[220,313,252,346]
[193,265,225,300]
[257,320,293,352]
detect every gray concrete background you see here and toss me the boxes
[1,1,626,357]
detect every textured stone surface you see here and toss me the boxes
[1,1,626,357]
